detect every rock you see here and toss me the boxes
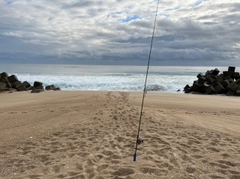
[45,84,55,90]
[45,85,61,91]
[191,81,200,92]
[12,81,22,88]
[206,76,215,84]
[54,87,61,91]
[0,72,8,83]
[223,71,230,78]
[197,73,204,78]
[16,83,27,91]
[0,82,7,91]
[34,81,44,90]
[228,66,235,73]
[198,77,206,85]
[226,90,235,96]
[8,75,18,83]
[34,81,43,88]
[227,82,238,92]
[184,84,191,93]
[31,89,43,93]
[35,85,44,90]
[23,81,31,88]
[1,72,60,93]
[236,79,240,85]
[184,66,240,96]
[216,74,224,83]
[221,80,230,88]
[233,72,240,80]
[4,76,12,88]
[27,86,34,90]
[205,85,216,94]
[214,83,225,94]
[236,89,240,96]
[212,68,220,76]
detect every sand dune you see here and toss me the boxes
[0,91,240,179]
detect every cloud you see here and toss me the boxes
[0,0,240,66]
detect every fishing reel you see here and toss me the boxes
[133,137,144,161]
[137,138,143,145]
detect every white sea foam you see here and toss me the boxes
[13,73,195,92]
[1,64,233,92]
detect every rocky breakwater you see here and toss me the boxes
[184,66,240,96]
[0,72,61,93]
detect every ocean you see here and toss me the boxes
[0,64,234,92]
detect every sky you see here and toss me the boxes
[0,0,240,66]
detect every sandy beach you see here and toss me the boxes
[0,91,240,179]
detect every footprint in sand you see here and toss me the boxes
[112,168,134,176]
[28,175,43,179]
[141,167,168,176]
[207,147,220,152]
[96,164,109,172]
[186,166,196,174]
[51,164,65,173]
[221,153,231,158]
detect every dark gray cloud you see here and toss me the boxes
[0,0,239,66]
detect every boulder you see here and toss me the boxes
[45,84,61,91]
[216,74,224,83]
[22,81,31,88]
[35,85,44,90]
[223,71,230,79]
[199,83,208,93]
[34,81,43,88]
[191,81,200,91]
[45,84,55,90]
[227,82,238,92]
[12,81,22,88]
[214,83,225,94]
[27,86,34,90]
[198,77,206,85]
[236,89,240,96]
[54,87,61,91]
[4,76,12,88]
[205,85,216,94]
[197,73,204,78]
[0,82,6,91]
[221,80,230,88]
[31,89,43,93]
[212,68,220,76]
[16,83,27,91]
[236,79,240,85]
[205,72,212,79]
[226,90,235,96]
[34,81,44,90]
[184,84,191,93]
[206,76,215,84]
[233,72,240,80]
[0,72,8,83]
[8,75,18,83]
[228,66,235,73]
[184,66,240,96]
[1,72,60,93]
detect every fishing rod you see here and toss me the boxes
[133,0,160,162]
